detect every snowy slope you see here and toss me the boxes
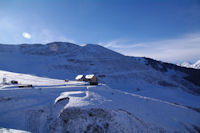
[0,43,200,109]
[0,128,30,133]
[0,70,200,133]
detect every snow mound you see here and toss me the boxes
[0,128,30,133]
[46,107,165,133]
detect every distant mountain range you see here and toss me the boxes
[180,60,200,69]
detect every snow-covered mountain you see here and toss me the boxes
[180,62,192,68]
[193,60,200,69]
[180,60,200,69]
[0,42,200,132]
[0,70,200,133]
[0,42,200,106]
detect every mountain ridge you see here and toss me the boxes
[0,42,200,132]
[0,42,200,108]
[1,42,199,86]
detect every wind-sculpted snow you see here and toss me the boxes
[0,70,200,133]
[45,107,167,133]
[0,128,30,133]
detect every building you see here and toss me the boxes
[85,74,98,85]
[75,75,86,81]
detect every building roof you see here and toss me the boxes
[75,75,84,80]
[85,74,95,79]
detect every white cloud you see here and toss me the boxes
[0,16,75,44]
[99,39,145,48]
[22,32,31,39]
[99,33,200,63]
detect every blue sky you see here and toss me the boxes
[0,0,200,63]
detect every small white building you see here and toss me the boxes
[85,74,98,85]
[75,75,86,81]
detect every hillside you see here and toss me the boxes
[0,42,200,110]
[0,70,200,133]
